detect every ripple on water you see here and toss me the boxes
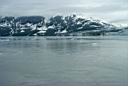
[20,79,50,86]
[0,53,3,55]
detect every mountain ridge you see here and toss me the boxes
[0,15,127,36]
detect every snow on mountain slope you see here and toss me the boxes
[0,15,127,36]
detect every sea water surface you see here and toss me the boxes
[0,36,128,86]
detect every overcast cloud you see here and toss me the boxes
[0,0,128,24]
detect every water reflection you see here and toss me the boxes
[46,40,101,55]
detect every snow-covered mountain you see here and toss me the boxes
[0,15,127,36]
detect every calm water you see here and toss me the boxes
[0,36,128,86]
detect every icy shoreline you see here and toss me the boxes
[0,36,128,41]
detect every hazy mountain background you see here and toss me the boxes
[0,0,128,25]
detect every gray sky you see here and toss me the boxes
[0,0,128,24]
